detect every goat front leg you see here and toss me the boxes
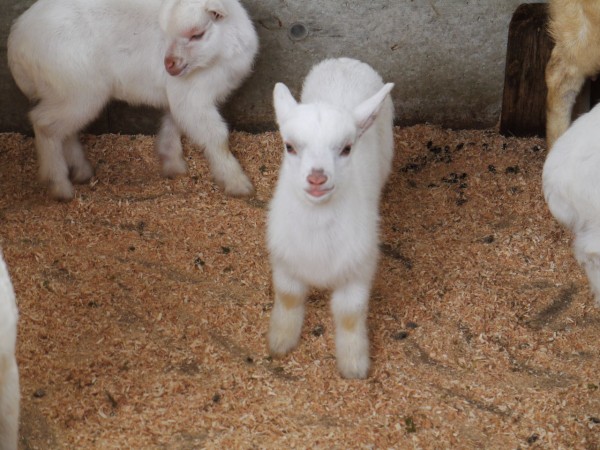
[0,356,19,450]
[331,282,371,379]
[573,232,600,308]
[171,103,254,196]
[156,112,187,178]
[546,47,586,149]
[268,268,308,356]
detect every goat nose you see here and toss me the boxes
[164,56,176,69]
[307,170,327,186]
[164,55,185,76]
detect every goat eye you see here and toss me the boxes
[190,31,205,41]
[285,143,297,155]
[341,145,352,156]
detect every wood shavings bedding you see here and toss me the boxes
[0,125,598,449]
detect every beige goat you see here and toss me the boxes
[546,0,600,148]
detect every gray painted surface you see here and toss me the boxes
[0,0,544,134]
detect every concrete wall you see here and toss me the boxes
[0,0,545,134]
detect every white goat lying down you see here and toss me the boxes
[545,0,600,149]
[0,252,19,450]
[543,103,600,307]
[267,58,395,379]
[7,0,258,200]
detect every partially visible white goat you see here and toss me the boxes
[0,251,19,450]
[7,0,258,201]
[545,0,600,149]
[267,58,394,379]
[543,103,600,307]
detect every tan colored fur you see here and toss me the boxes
[279,292,302,310]
[546,0,600,148]
[340,315,358,332]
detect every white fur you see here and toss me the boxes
[0,252,19,450]
[7,0,258,201]
[267,58,394,379]
[543,102,600,307]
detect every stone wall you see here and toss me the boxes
[0,0,544,134]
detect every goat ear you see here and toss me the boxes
[158,0,178,31]
[206,0,228,20]
[273,83,298,126]
[353,83,394,137]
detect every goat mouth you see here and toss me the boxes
[167,63,189,77]
[305,187,333,199]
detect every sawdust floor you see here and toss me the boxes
[0,125,599,449]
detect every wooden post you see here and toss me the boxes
[500,3,553,138]
[500,3,600,138]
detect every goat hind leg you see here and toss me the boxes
[30,96,105,200]
[63,134,93,184]
[32,122,73,201]
[545,49,586,149]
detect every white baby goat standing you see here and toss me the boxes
[267,58,394,379]
[0,252,19,450]
[543,103,600,307]
[7,0,258,201]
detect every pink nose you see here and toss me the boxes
[307,170,327,186]
[164,55,185,76]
